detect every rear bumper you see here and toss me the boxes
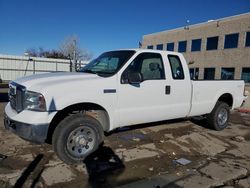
[4,115,49,143]
[4,113,49,143]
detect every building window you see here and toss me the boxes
[191,39,202,52]
[189,68,199,80]
[167,42,174,51]
[147,45,154,49]
[246,32,250,47]
[221,68,235,80]
[204,68,215,80]
[156,44,163,50]
[178,41,187,52]
[241,68,250,83]
[224,33,239,49]
[206,36,219,50]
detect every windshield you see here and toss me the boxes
[80,50,135,77]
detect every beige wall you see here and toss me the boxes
[142,13,250,80]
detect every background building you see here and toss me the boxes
[141,13,250,84]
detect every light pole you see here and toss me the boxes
[73,39,77,72]
[24,52,34,76]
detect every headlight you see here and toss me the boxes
[24,91,46,111]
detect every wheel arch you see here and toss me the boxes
[217,93,233,108]
[46,102,110,143]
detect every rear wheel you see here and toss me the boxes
[207,102,230,131]
[52,113,104,164]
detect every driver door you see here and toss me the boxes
[116,52,170,126]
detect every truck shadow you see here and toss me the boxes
[84,145,125,188]
[189,117,210,129]
[107,117,212,136]
[106,118,188,135]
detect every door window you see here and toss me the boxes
[121,53,165,83]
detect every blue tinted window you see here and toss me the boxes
[241,68,250,83]
[191,39,202,52]
[178,41,187,52]
[206,36,219,50]
[204,68,215,80]
[189,68,199,80]
[156,44,163,50]
[224,33,239,49]
[147,45,154,49]
[221,68,235,80]
[167,42,174,51]
[246,32,250,47]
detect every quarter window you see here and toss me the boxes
[221,68,235,80]
[178,41,187,52]
[191,39,202,52]
[206,36,219,50]
[168,55,184,79]
[224,33,239,49]
[167,42,174,51]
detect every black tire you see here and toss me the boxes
[52,113,104,164]
[207,101,230,131]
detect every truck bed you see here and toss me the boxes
[188,80,245,117]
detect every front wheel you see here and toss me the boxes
[207,102,230,131]
[52,113,104,164]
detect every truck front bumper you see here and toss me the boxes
[4,114,49,143]
[4,103,57,143]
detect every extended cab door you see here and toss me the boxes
[116,52,191,127]
[165,54,192,118]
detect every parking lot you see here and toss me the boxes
[0,87,250,188]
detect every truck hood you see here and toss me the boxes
[13,72,101,91]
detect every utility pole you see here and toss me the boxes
[73,39,77,72]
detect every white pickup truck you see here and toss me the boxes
[4,49,247,164]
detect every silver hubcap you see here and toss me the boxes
[66,126,96,157]
[217,108,228,127]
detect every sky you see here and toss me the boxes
[0,0,249,57]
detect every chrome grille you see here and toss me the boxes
[9,82,26,113]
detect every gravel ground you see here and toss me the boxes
[0,88,250,188]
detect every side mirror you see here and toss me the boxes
[128,72,142,84]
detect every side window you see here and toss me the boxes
[121,53,165,83]
[168,55,184,79]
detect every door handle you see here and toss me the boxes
[165,85,171,95]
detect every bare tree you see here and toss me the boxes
[25,47,68,59]
[26,48,38,57]
[59,35,92,61]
